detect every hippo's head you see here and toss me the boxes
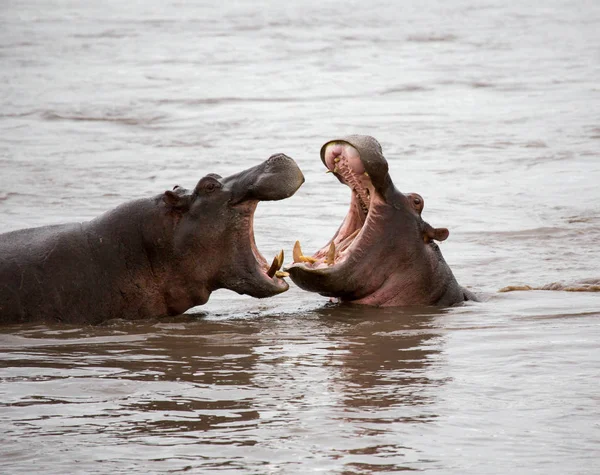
[286,136,455,306]
[155,154,304,311]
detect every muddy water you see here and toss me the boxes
[1,0,599,473]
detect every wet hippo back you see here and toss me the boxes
[0,201,167,325]
[1,224,99,324]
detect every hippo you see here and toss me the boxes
[286,135,475,306]
[0,154,304,325]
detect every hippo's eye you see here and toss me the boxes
[414,198,421,206]
[194,177,222,196]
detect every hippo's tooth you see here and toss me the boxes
[267,250,284,278]
[266,256,279,278]
[293,240,317,264]
[334,157,340,163]
[275,271,289,278]
[293,240,302,262]
[325,241,336,265]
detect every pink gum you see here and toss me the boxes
[323,143,365,174]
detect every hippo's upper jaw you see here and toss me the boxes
[286,136,468,307]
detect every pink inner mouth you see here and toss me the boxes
[246,203,266,266]
[299,142,376,269]
[240,201,286,283]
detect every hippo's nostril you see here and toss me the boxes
[267,153,292,164]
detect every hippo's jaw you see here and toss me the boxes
[286,141,395,299]
[211,153,305,299]
[230,199,290,298]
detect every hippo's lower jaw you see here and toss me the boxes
[227,199,290,299]
[286,137,470,307]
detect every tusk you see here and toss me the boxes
[275,271,289,278]
[293,240,303,263]
[293,240,317,264]
[267,255,279,278]
[325,241,336,265]
[267,249,284,278]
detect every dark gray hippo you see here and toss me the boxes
[286,135,475,306]
[0,154,304,325]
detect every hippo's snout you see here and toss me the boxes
[253,153,305,201]
[227,153,305,204]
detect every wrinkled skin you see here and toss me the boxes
[287,136,475,306]
[0,153,304,325]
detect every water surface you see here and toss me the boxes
[1,0,599,473]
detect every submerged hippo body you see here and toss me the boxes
[0,154,304,325]
[287,136,475,307]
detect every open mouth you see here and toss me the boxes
[209,152,304,298]
[289,141,376,270]
[243,201,290,292]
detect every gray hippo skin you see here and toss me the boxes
[287,136,475,306]
[0,154,304,325]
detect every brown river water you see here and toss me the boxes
[1,0,599,473]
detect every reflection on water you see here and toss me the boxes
[2,0,600,472]
[316,306,445,412]
[2,296,600,473]
[0,308,450,472]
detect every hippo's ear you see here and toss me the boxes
[162,190,190,211]
[424,223,449,243]
[432,227,449,242]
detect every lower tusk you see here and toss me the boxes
[293,240,317,264]
[325,241,336,265]
[267,249,284,278]
[267,256,279,278]
[293,240,303,262]
[275,271,289,278]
